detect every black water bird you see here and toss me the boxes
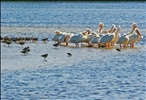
[53,42,60,48]
[41,53,48,60]
[18,41,25,47]
[41,38,48,43]
[116,48,121,52]
[67,53,72,57]
[6,41,12,47]
[23,46,29,51]
[21,50,27,55]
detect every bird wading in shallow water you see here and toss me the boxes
[116,48,121,52]
[53,42,60,48]
[41,53,48,61]
[22,46,29,51]
[21,50,28,55]
[67,53,72,57]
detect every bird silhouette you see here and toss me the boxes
[22,46,30,54]
[22,46,29,51]
[41,38,48,43]
[21,50,27,55]
[18,41,25,47]
[67,53,72,57]
[6,41,12,47]
[53,42,60,48]
[41,53,48,61]
[116,48,121,52]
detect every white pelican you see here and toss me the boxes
[87,32,99,42]
[98,27,117,48]
[116,33,129,48]
[111,26,121,46]
[82,29,91,36]
[127,28,143,48]
[52,30,64,42]
[97,22,104,33]
[59,32,74,46]
[68,33,83,47]
[90,32,101,45]
[102,24,116,34]
[127,23,138,35]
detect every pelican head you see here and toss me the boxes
[108,24,116,33]
[117,26,121,31]
[55,30,61,34]
[132,23,138,29]
[87,29,91,34]
[98,22,104,28]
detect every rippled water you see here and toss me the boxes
[1,1,146,100]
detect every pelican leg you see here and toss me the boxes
[75,43,79,47]
[98,44,100,48]
[111,43,113,46]
[123,44,126,48]
[66,42,68,46]
[106,44,110,48]
[120,44,121,49]
[131,44,134,48]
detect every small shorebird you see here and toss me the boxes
[6,41,12,47]
[53,42,60,48]
[67,53,72,57]
[23,46,29,51]
[41,38,48,43]
[116,48,121,52]
[18,41,25,47]
[41,53,48,61]
[31,37,38,43]
[21,50,27,55]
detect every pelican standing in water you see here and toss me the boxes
[111,26,121,46]
[116,33,129,48]
[59,32,74,46]
[98,26,117,48]
[127,28,143,48]
[52,30,65,42]
[68,33,85,47]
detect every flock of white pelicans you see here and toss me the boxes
[52,22,143,48]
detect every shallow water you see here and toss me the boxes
[1,1,146,100]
